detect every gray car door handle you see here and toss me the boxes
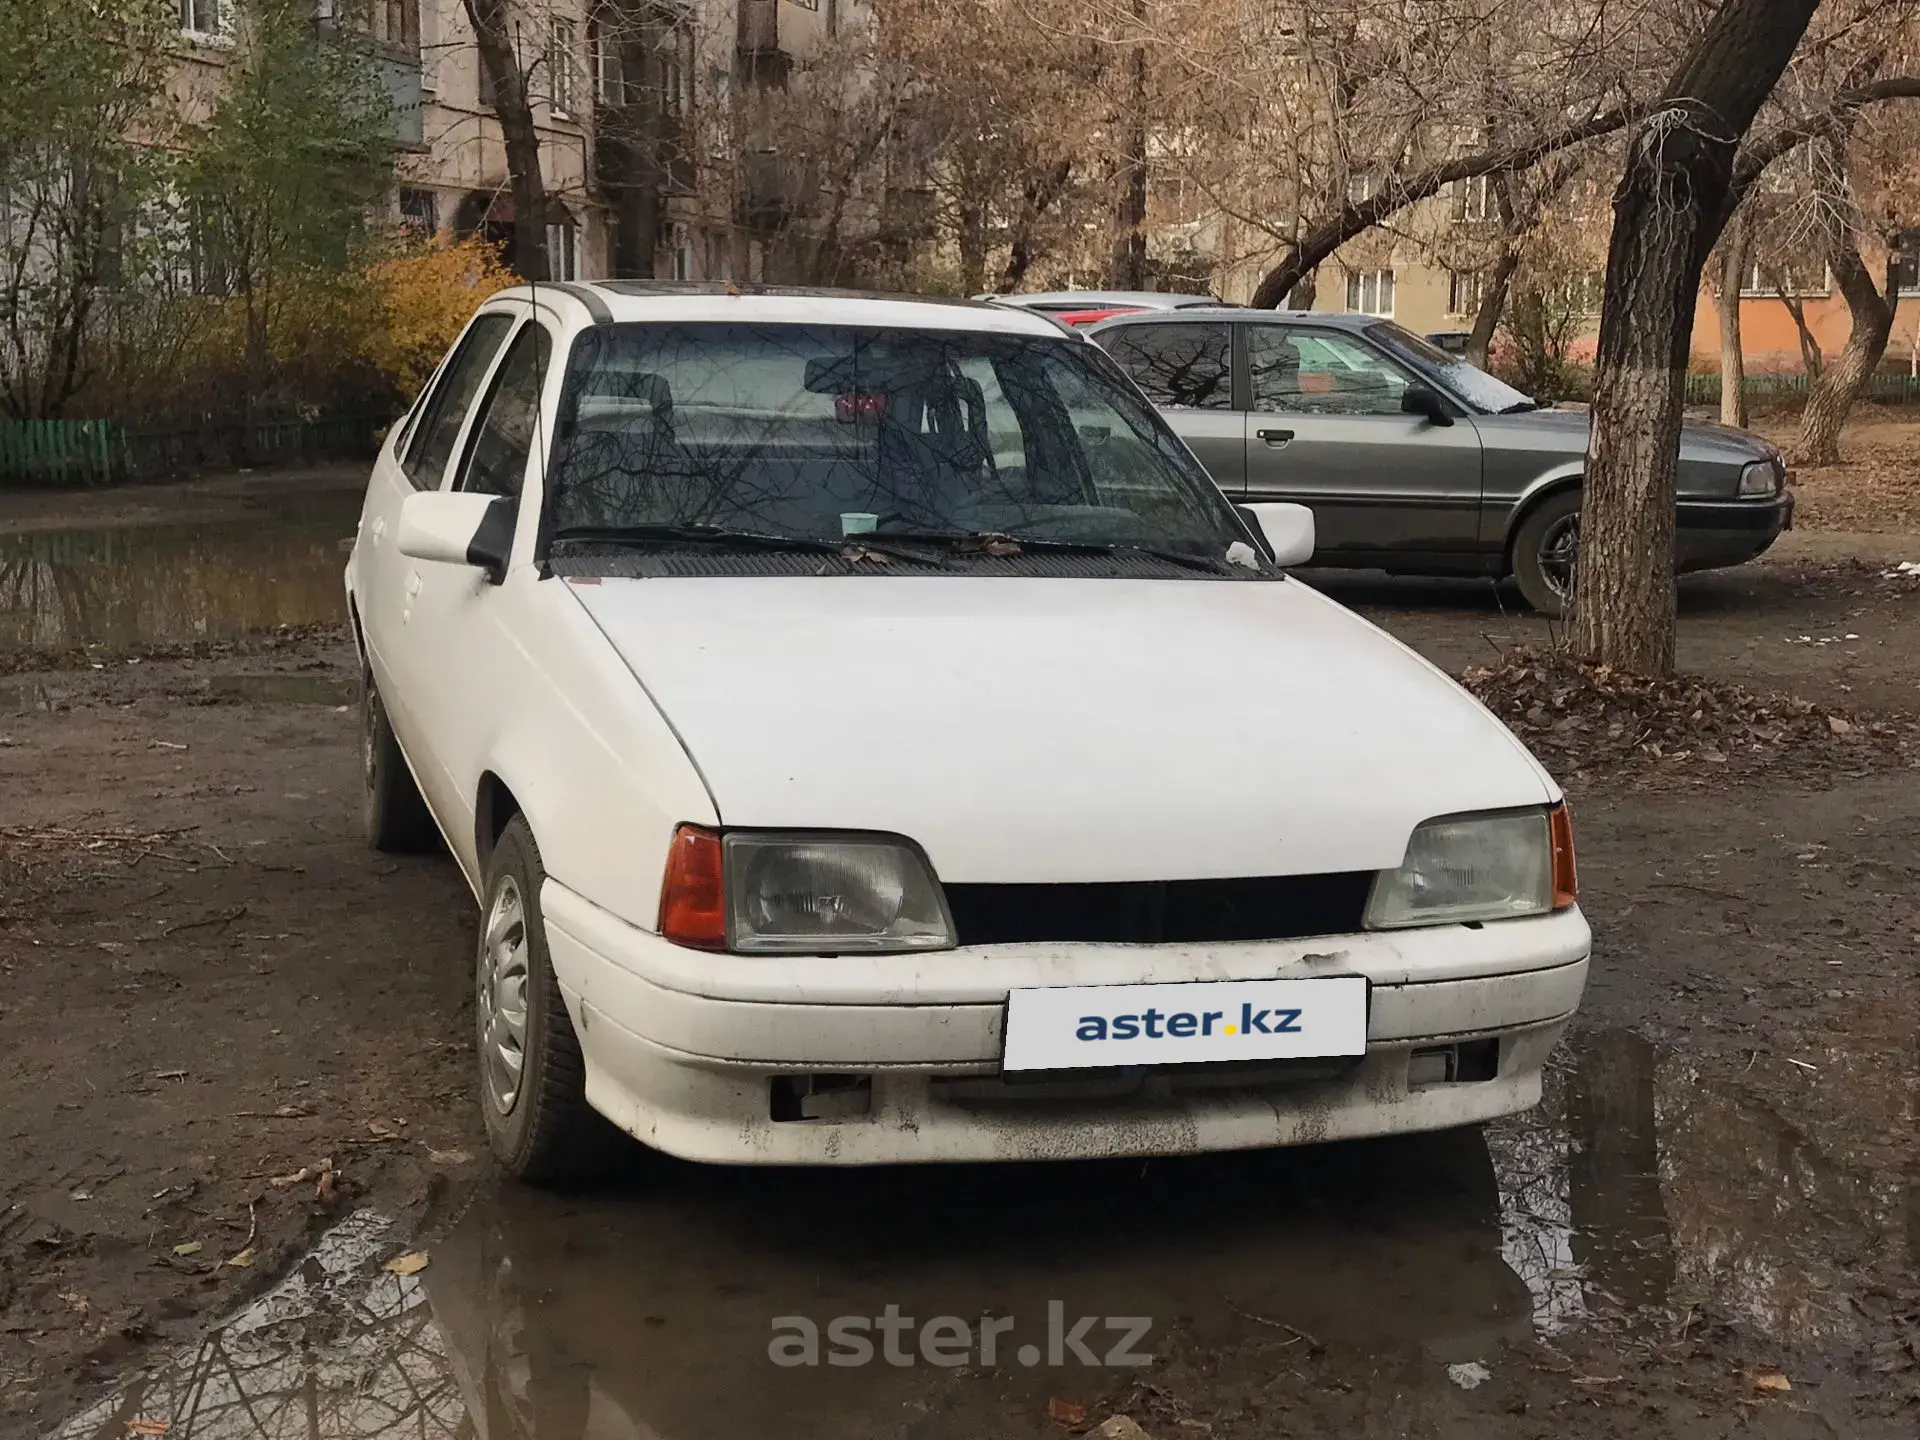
[1257,428,1295,447]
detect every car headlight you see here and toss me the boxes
[1364,806,1576,930]
[658,825,956,953]
[1738,458,1783,497]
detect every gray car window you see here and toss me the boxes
[1098,323,1233,410]
[1249,327,1411,417]
[403,313,515,489]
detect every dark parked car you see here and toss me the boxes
[1088,309,1793,614]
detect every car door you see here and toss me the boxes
[392,315,554,868]
[359,309,516,741]
[1241,323,1482,559]
[1092,321,1244,497]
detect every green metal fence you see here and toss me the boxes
[0,411,393,488]
[1683,370,1920,405]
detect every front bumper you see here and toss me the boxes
[540,881,1591,1165]
[1676,490,1794,572]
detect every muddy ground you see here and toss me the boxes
[2,451,1918,1439]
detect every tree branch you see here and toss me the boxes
[1249,105,1641,309]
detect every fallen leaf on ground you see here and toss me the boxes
[1447,1361,1492,1390]
[170,1241,203,1257]
[1571,1374,1622,1386]
[59,1291,90,1314]
[268,1167,313,1188]
[1048,1398,1088,1428]
[427,1147,472,1166]
[1747,1368,1792,1393]
[1095,1418,1157,1440]
[383,1251,430,1276]
[125,1421,169,1437]
[225,1248,254,1268]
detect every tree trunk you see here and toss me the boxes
[464,0,551,281]
[1771,274,1825,377]
[1108,4,1148,291]
[1467,248,1520,369]
[999,159,1073,292]
[1573,0,1820,676]
[1797,227,1895,465]
[1716,218,1750,428]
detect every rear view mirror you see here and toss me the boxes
[1240,502,1315,568]
[397,490,514,583]
[1400,384,1454,427]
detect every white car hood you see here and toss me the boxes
[568,577,1555,884]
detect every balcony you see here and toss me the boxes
[739,147,809,232]
[371,51,427,152]
[735,0,790,86]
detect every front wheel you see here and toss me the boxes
[477,816,619,1183]
[1510,489,1581,618]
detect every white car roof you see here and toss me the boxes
[495,282,1071,339]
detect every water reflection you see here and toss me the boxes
[0,494,358,652]
[50,1029,1916,1439]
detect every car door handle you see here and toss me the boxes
[1257,428,1295,448]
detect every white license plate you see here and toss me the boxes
[1002,977,1368,1073]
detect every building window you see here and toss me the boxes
[660,25,695,117]
[549,19,579,117]
[178,0,227,37]
[1570,270,1605,315]
[594,20,626,107]
[1346,173,1375,204]
[1345,268,1394,317]
[399,187,439,237]
[1447,269,1484,317]
[1891,232,1920,296]
[546,221,579,281]
[671,224,693,281]
[372,0,419,52]
[1742,261,1829,298]
[1451,174,1494,223]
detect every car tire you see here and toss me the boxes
[361,664,439,854]
[1510,489,1582,619]
[477,816,620,1183]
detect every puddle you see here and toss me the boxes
[0,492,359,652]
[205,673,355,706]
[49,1030,1916,1438]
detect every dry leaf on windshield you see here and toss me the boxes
[383,1251,430,1276]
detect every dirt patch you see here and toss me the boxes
[0,661,480,1423]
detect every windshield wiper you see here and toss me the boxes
[1498,398,1545,414]
[549,523,946,567]
[873,528,1246,575]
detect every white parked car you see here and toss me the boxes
[346,282,1588,1182]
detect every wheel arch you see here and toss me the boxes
[1502,470,1584,575]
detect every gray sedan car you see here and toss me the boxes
[1088,309,1793,614]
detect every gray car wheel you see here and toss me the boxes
[1511,489,1581,618]
[478,816,620,1183]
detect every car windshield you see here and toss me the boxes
[545,323,1254,562]
[1364,321,1538,414]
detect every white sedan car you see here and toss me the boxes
[346,283,1588,1182]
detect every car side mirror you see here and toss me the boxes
[1401,384,1454,426]
[397,490,515,584]
[1239,502,1315,568]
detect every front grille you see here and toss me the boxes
[943,873,1373,946]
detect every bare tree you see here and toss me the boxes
[1797,134,1899,462]
[462,0,555,279]
[1573,0,1822,675]
[1713,211,1753,428]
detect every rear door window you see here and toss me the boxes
[403,313,515,489]
[1097,323,1233,411]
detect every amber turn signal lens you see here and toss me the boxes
[659,824,726,949]
[1549,803,1577,909]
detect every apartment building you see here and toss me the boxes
[173,0,858,282]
